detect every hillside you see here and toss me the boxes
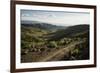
[21,23,90,63]
[46,25,89,41]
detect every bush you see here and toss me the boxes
[21,41,30,49]
[47,41,57,48]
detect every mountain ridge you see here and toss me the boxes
[21,20,66,31]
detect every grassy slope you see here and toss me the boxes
[21,24,89,62]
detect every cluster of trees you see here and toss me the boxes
[61,38,89,60]
[21,38,70,55]
[21,36,84,56]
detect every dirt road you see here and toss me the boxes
[38,40,85,62]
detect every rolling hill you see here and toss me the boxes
[21,22,90,62]
[46,24,89,41]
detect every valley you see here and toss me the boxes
[21,21,89,63]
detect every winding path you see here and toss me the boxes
[37,40,85,61]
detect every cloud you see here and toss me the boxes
[21,10,90,26]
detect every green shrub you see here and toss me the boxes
[47,41,57,48]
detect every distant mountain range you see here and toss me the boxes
[21,20,41,24]
[21,20,66,31]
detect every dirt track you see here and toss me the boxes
[38,40,85,62]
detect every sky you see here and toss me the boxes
[21,10,90,26]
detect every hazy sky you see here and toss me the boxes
[21,10,90,26]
